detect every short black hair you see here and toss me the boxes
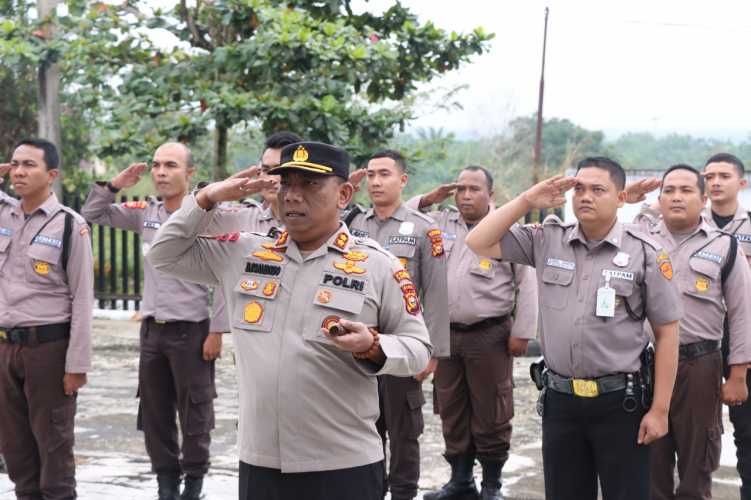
[13,138,59,170]
[265,131,302,150]
[369,149,406,173]
[661,164,705,194]
[460,165,494,192]
[575,156,625,190]
[704,152,745,177]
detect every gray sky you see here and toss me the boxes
[358,0,751,141]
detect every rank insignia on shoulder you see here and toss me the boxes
[427,229,444,257]
[79,226,89,237]
[122,201,147,209]
[695,277,710,292]
[334,260,365,275]
[34,261,50,275]
[394,269,412,283]
[334,232,349,250]
[275,231,289,247]
[252,249,284,262]
[401,283,421,315]
[656,251,673,280]
[343,250,368,262]
[243,301,264,324]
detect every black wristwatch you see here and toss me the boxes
[106,181,120,193]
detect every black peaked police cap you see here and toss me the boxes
[269,141,350,180]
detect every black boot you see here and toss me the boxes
[479,460,503,500]
[157,474,181,500]
[180,475,204,500]
[424,454,479,500]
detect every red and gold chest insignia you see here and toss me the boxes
[263,281,278,297]
[334,260,366,275]
[321,315,340,331]
[209,232,240,242]
[275,231,289,247]
[240,279,260,291]
[334,232,349,250]
[252,249,284,262]
[122,201,147,209]
[343,250,368,262]
[317,289,333,304]
[427,229,444,257]
[401,283,421,315]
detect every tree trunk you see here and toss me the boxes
[37,0,63,198]
[213,121,229,181]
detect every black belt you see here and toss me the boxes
[450,315,509,332]
[679,339,721,362]
[544,370,630,398]
[0,323,71,346]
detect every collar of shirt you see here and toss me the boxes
[567,220,624,250]
[364,202,408,222]
[10,192,61,219]
[702,205,750,225]
[653,218,711,246]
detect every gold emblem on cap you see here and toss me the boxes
[293,145,309,162]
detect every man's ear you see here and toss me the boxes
[616,189,626,208]
[47,168,60,185]
[338,181,354,209]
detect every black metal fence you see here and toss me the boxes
[62,191,143,310]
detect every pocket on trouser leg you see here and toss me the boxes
[403,389,425,438]
[48,400,76,454]
[702,426,722,473]
[495,383,514,424]
[186,385,217,436]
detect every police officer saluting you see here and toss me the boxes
[625,164,751,499]
[147,141,432,500]
[347,150,450,500]
[0,139,94,500]
[409,166,539,500]
[466,157,682,500]
[81,142,220,500]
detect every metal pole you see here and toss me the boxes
[532,7,549,187]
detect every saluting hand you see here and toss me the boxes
[0,162,10,182]
[203,332,223,361]
[196,176,275,209]
[521,174,577,210]
[227,165,262,180]
[624,177,661,204]
[349,168,367,193]
[321,319,375,353]
[110,162,148,190]
[63,373,87,396]
[637,408,668,445]
[420,182,461,209]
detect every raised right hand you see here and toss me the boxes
[0,162,10,183]
[227,165,261,180]
[521,174,577,209]
[110,162,148,190]
[624,177,661,204]
[197,177,275,208]
[423,182,460,207]
[349,168,367,192]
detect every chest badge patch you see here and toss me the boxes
[613,252,630,267]
[243,301,264,324]
[317,289,333,304]
[399,221,415,235]
[263,281,278,297]
[240,279,260,291]
[34,261,50,275]
[695,277,710,292]
[479,258,492,270]
[252,250,284,262]
[334,260,366,275]
[343,250,368,262]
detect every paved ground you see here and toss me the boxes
[0,318,744,499]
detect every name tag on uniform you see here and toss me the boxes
[546,258,575,271]
[32,235,62,248]
[0,227,11,237]
[602,269,634,281]
[143,220,161,230]
[693,251,722,264]
[596,277,616,318]
[736,234,751,243]
[388,235,417,246]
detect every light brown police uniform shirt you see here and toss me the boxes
[146,194,432,473]
[500,218,682,379]
[634,208,751,365]
[347,204,450,357]
[82,182,211,323]
[0,193,94,373]
[702,205,751,266]
[406,198,538,338]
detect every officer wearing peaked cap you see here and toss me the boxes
[147,141,432,500]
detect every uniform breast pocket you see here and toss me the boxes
[469,259,497,279]
[26,244,64,284]
[599,275,639,315]
[302,287,366,345]
[232,276,279,333]
[683,258,721,302]
[540,266,574,310]
[388,243,416,268]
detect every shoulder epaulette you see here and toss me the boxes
[404,206,436,225]
[624,226,661,251]
[542,214,565,226]
[59,205,87,225]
